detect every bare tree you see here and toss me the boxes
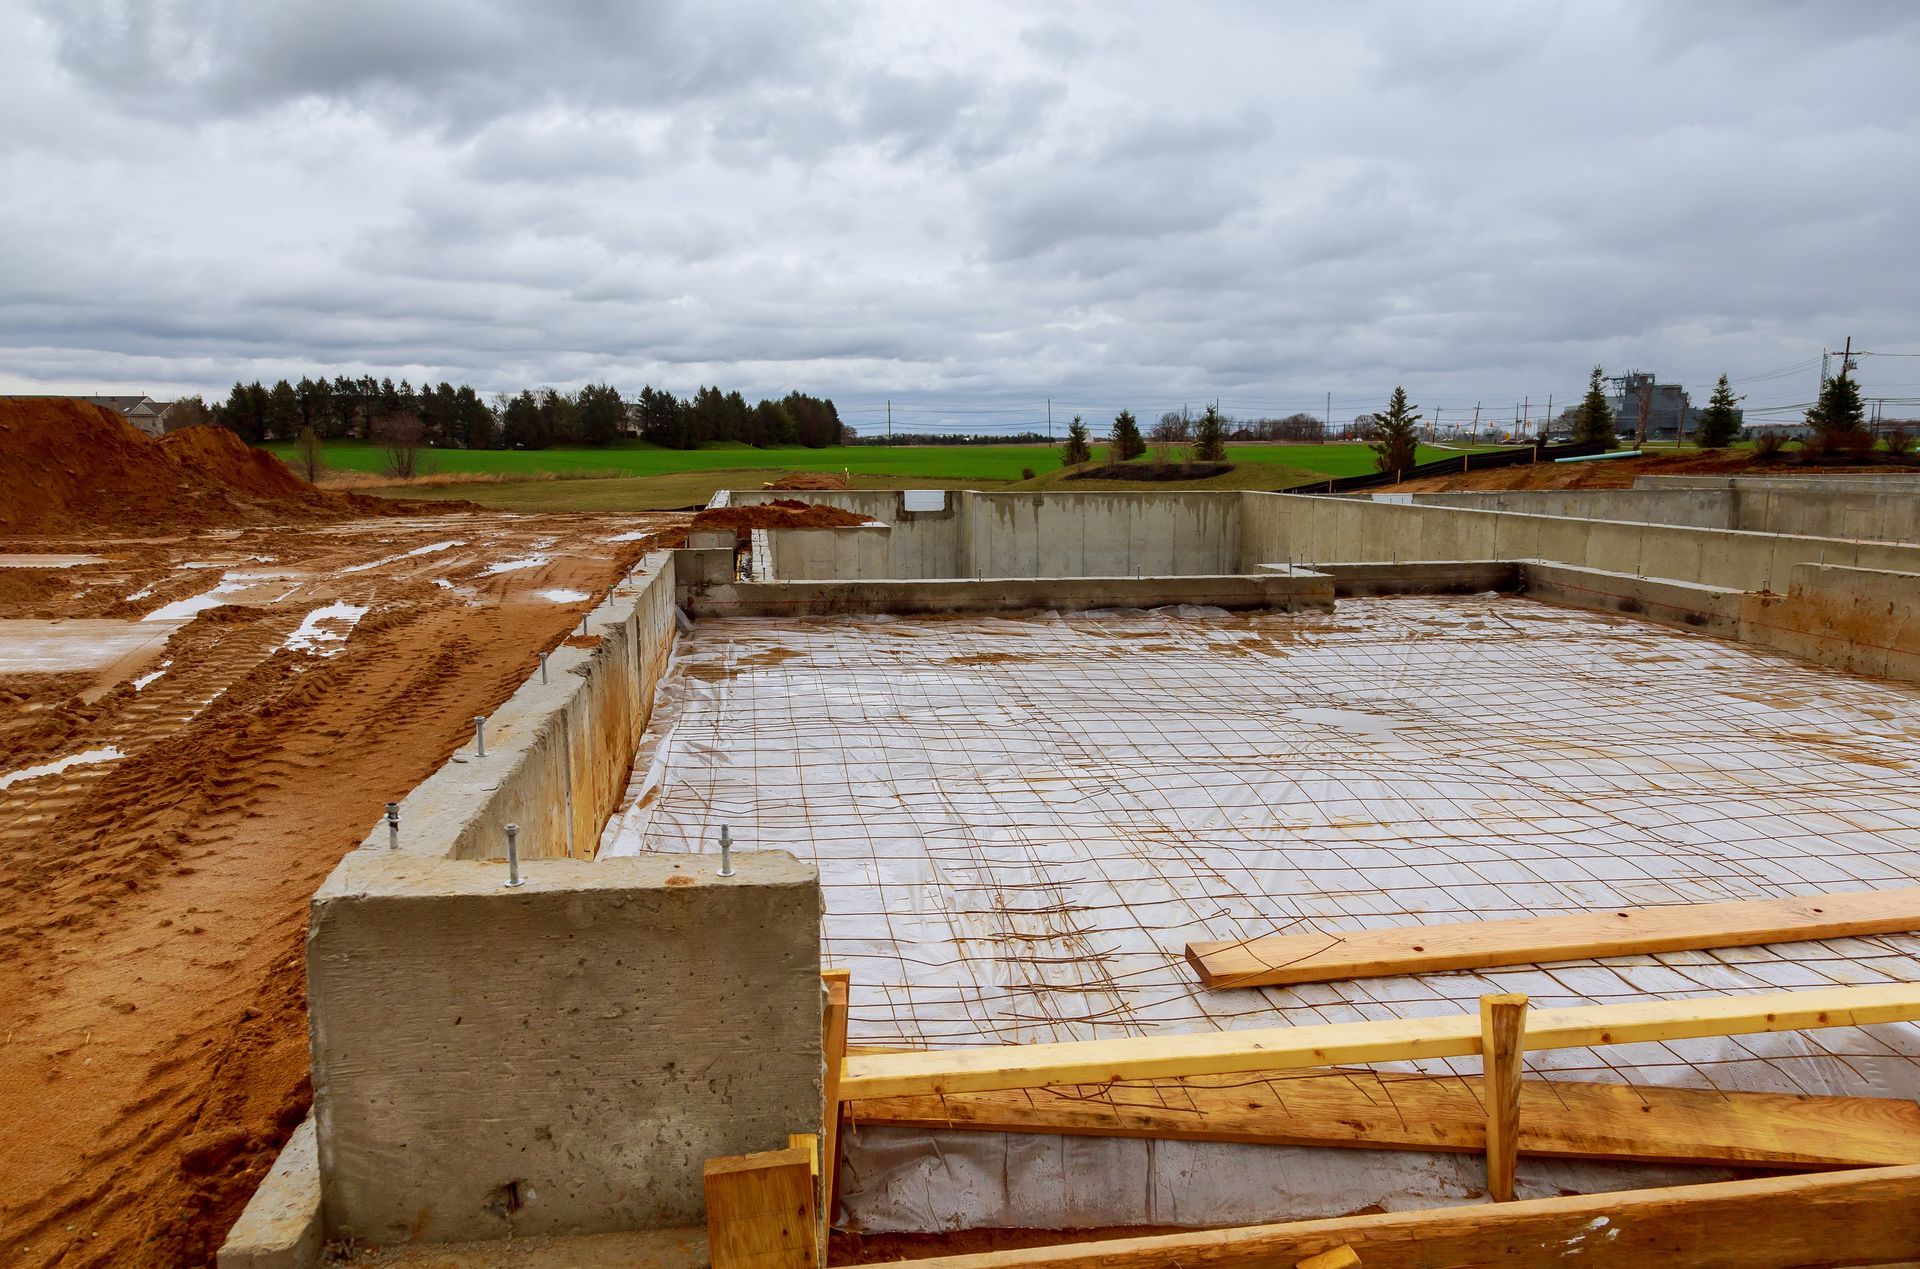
[1634,379,1655,448]
[374,412,427,479]
[161,395,212,433]
[292,425,326,483]
[1148,411,1190,467]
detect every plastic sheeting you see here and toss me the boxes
[601,597,1920,1229]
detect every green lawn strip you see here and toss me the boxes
[267,438,1483,484]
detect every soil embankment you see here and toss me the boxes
[0,398,459,534]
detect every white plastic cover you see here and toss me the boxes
[602,597,1920,1228]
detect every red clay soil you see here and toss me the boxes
[0,513,686,1267]
[691,498,871,532]
[762,472,851,491]
[0,398,456,534]
[1390,448,1914,492]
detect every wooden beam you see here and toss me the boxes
[704,1145,819,1269]
[847,1164,1920,1269]
[1480,993,1527,1201]
[848,1068,1920,1169]
[838,982,1920,1100]
[1184,887,1920,989]
[820,969,851,1224]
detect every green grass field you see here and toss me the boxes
[270,438,1488,511]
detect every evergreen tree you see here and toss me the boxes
[1109,408,1144,461]
[1693,374,1743,449]
[501,389,543,449]
[264,379,301,440]
[1574,365,1616,447]
[1806,359,1865,440]
[1193,403,1227,461]
[1061,414,1092,465]
[1371,386,1422,474]
[577,383,625,446]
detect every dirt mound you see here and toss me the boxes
[0,398,459,534]
[762,471,849,491]
[1393,449,1768,492]
[691,498,871,532]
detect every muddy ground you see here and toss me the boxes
[0,510,687,1267]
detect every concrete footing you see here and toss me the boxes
[217,1117,323,1269]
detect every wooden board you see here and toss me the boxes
[836,982,1920,1100]
[847,1067,1920,1169]
[1185,886,1920,989]
[849,1163,1920,1269]
[1479,994,1527,1200]
[704,1145,819,1269]
[820,970,851,1231]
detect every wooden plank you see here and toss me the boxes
[838,982,1920,1100]
[847,1067,1920,1169]
[1184,886,1920,989]
[704,1145,819,1269]
[848,1164,1920,1269]
[820,968,851,1226]
[1480,993,1527,1201]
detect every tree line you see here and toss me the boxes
[203,375,847,450]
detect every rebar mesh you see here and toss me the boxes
[601,597,1920,1100]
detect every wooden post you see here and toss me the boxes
[821,969,852,1225]
[1481,993,1528,1202]
[705,1145,820,1269]
[1297,1247,1361,1268]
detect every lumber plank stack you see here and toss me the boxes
[1184,886,1920,989]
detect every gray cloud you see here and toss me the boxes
[4,0,1919,429]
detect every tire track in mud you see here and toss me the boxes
[0,511,687,1268]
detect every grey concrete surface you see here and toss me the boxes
[1406,483,1920,544]
[687,572,1336,618]
[217,1116,323,1269]
[308,850,822,1246]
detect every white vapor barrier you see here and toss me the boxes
[600,597,1920,1229]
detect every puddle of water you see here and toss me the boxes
[283,602,370,655]
[0,554,107,568]
[535,588,590,603]
[479,555,550,576]
[144,579,247,622]
[341,540,468,574]
[0,620,176,672]
[0,747,125,791]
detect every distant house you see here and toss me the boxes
[2,394,175,437]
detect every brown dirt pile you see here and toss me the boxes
[1393,448,1774,492]
[0,398,459,534]
[762,471,850,491]
[691,498,870,532]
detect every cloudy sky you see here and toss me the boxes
[4,0,1918,434]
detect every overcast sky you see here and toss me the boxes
[4,1,1919,434]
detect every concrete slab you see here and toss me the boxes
[218,1117,322,1269]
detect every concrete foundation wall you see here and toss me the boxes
[1741,563,1920,682]
[1240,491,1920,593]
[308,851,821,1245]
[1408,482,1920,544]
[739,490,1241,580]
[689,572,1335,618]
[280,547,830,1258]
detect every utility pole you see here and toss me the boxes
[1545,393,1553,436]
[1046,397,1052,440]
[1820,347,1829,389]
[1326,392,1332,432]
[1434,407,1442,442]
[1471,400,1481,442]
[1523,396,1529,440]
[886,399,892,446]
